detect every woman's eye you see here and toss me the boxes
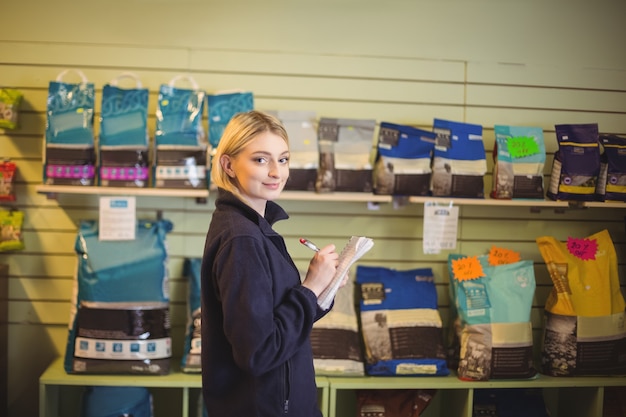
[279,157,289,164]
[255,157,267,164]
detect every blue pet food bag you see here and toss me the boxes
[356,265,449,376]
[64,219,173,375]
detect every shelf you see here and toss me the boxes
[35,185,626,209]
[39,357,330,417]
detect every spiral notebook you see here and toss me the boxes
[318,236,374,310]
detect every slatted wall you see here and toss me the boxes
[1,1,625,416]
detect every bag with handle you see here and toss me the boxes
[99,72,150,187]
[43,69,96,185]
[154,75,208,189]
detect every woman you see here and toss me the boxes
[201,110,339,416]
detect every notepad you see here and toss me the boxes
[318,235,374,310]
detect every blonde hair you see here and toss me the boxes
[211,110,289,195]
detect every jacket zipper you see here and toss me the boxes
[283,360,291,414]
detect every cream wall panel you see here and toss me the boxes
[0,41,191,69]
[466,85,626,114]
[189,50,466,81]
[467,62,626,90]
[466,108,626,138]
[0,136,40,158]
[4,1,625,69]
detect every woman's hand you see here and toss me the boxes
[301,244,338,297]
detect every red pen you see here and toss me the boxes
[299,238,320,252]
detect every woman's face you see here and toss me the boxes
[221,131,290,214]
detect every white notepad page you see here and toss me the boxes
[318,236,374,310]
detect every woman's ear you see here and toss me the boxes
[220,154,236,178]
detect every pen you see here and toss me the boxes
[299,238,320,252]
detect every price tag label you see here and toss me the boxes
[488,246,521,266]
[451,256,485,281]
[507,136,540,159]
[567,237,598,260]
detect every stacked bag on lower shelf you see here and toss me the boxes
[536,229,626,376]
[64,219,174,375]
[447,250,537,381]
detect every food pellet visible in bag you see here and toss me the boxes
[536,229,626,376]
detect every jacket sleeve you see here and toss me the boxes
[213,235,318,376]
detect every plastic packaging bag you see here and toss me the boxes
[0,88,23,129]
[64,219,173,375]
[431,118,486,198]
[373,121,436,196]
[99,72,150,187]
[356,265,449,376]
[536,229,626,376]
[43,69,96,186]
[181,258,202,373]
[490,125,546,199]
[154,75,208,189]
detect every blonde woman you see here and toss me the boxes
[201,110,338,416]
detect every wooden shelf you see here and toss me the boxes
[35,184,626,209]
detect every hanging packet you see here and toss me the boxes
[64,219,173,375]
[206,90,254,148]
[99,72,150,187]
[546,123,601,201]
[491,125,546,199]
[181,258,202,373]
[356,265,449,376]
[0,88,23,129]
[311,269,365,376]
[44,69,96,186]
[0,209,25,251]
[154,75,208,189]
[267,110,318,191]
[0,160,17,201]
[536,229,626,376]
[448,253,537,381]
[597,133,626,202]
[315,117,377,193]
[431,119,486,198]
[373,122,436,196]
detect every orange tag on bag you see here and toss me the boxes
[451,256,485,281]
[488,246,521,266]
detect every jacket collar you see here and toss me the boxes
[215,188,289,227]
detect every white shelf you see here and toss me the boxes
[35,185,626,209]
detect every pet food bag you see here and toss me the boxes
[98,72,150,188]
[181,258,202,373]
[536,229,626,376]
[311,269,365,376]
[43,69,96,186]
[356,389,436,417]
[597,133,626,202]
[154,75,208,189]
[316,117,377,193]
[491,125,546,199]
[431,118,486,198]
[356,265,449,376]
[64,219,173,375]
[207,90,254,148]
[448,253,537,381]
[546,123,601,201]
[81,386,153,417]
[267,110,318,191]
[373,122,436,196]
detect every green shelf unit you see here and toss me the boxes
[325,374,626,417]
[39,358,329,417]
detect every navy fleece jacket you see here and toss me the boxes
[201,189,327,416]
